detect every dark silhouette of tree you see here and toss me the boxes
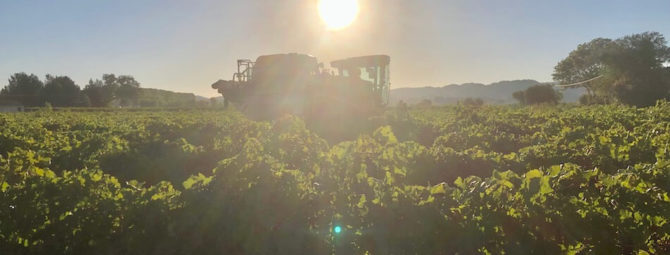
[0,73,44,107]
[553,38,613,84]
[83,77,117,107]
[608,32,670,106]
[114,75,141,107]
[83,74,140,107]
[578,94,612,105]
[42,75,81,107]
[460,97,484,107]
[416,99,432,107]
[77,94,92,107]
[1,73,145,107]
[512,91,525,105]
[554,32,670,107]
[513,85,562,105]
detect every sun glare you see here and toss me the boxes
[318,0,360,30]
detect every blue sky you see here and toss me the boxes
[1,0,669,97]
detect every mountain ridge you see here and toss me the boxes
[201,79,585,105]
[391,79,584,105]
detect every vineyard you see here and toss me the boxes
[2,103,670,254]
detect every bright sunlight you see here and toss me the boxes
[318,0,360,30]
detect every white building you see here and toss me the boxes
[0,100,24,112]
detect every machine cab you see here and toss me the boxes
[330,55,391,105]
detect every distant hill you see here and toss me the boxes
[195,95,211,102]
[137,88,199,107]
[208,96,224,102]
[391,80,585,105]
[200,80,585,106]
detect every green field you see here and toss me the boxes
[2,104,670,254]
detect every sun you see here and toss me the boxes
[318,0,360,30]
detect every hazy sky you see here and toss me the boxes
[1,0,669,97]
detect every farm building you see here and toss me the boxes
[0,100,24,112]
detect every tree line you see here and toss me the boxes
[513,31,670,106]
[554,31,670,107]
[0,73,140,107]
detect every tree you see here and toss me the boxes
[83,78,117,107]
[42,75,81,107]
[416,99,432,107]
[0,73,44,107]
[553,38,613,84]
[460,97,484,107]
[512,91,525,105]
[77,94,92,107]
[513,85,562,105]
[608,32,670,106]
[84,74,141,107]
[114,75,141,107]
[578,94,612,105]
[554,32,670,107]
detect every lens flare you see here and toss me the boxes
[334,225,342,233]
[318,0,360,30]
